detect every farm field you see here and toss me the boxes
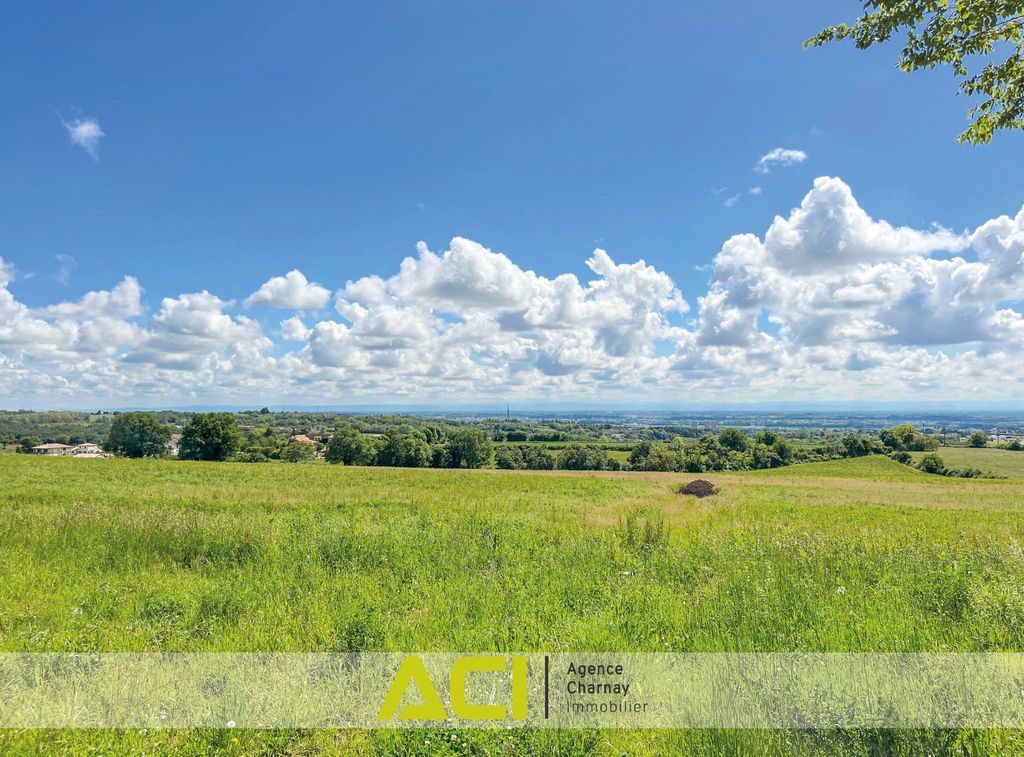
[2,454,1024,754]
[911,446,1024,478]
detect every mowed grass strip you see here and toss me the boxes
[2,453,1024,754]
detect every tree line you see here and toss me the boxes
[11,411,1015,479]
[92,412,498,469]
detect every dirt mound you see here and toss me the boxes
[679,479,718,498]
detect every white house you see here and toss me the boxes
[31,443,74,456]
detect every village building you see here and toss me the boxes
[31,443,75,456]
[166,434,183,456]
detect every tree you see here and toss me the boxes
[557,444,610,471]
[773,438,794,465]
[494,445,525,470]
[325,424,375,466]
[178,413,242,461]
[18,436,42,453]
[281,440,315,463]
[430,444,451,468]
[968,430,989,448]
[750,443,781,470]
[718,428,749,452]
[627,441,654,468]
[237,426,281,462]
[421,425,447,445]
[880,423,938,451]
[521,446,555,470]
[881,424,914,450]
[628,441,680,472]
[445,429,493,469]
[840,433,876,458]
[376,429,431,467]
[105,412,172,458]
[808,1,1024,144]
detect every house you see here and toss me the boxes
[166,434,183,456]
[72,443,103,455]
[289,434,316,445]
[31,443,75,456]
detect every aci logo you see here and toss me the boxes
[378,655,528,721]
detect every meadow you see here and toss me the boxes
[2,453,1024,754]
[911,446,1024,478]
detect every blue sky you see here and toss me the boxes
[1,1,1022,407]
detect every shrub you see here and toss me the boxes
[951,467,984,478]
[888,450,913,464]
[917,453,946,475]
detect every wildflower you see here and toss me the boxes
[227,720,236,728]
[231,737,239,745]
[836,585,846,595]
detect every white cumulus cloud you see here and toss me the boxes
[245,269,331,309]
[0,177,1021,406]
[280,316,313,342]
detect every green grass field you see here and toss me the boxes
[911,446,1024,478]
[2,453,1024,754]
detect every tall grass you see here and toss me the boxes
[1,454,1023,753]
